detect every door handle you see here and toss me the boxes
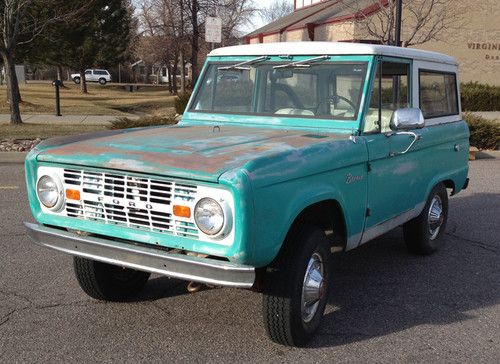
[387,131,422,156]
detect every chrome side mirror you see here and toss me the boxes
[390,108,425,131]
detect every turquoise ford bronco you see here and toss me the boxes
[25,42,469,346]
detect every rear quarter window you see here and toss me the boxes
[419,70,458,119]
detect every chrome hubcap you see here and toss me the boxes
[428,195,444,240]
[301,252,325,323]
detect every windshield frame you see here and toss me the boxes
[184,55,375,132]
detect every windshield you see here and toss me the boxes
[190,61,367,120]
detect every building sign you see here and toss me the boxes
[467,42,500,60]
[205,17,222,43]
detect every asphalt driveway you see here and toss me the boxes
[0,157,498,363]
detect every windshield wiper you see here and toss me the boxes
[273,55,330,69]
[218,56,269,71]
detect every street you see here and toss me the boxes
[0,157,498,363]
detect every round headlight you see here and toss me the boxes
[194,198,224,236]
[37,175,61,209]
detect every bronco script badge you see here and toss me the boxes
[346,173,364,184]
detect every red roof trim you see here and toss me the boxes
[285,0,341,32]
[247,0,339,41]
[246,0,388,42]
[319,0,389,25]
[281,1,340,34]
[281,0,388,32]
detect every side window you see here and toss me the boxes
[419,71,458,118]
[364,61,410,133]
[85,70,92,75]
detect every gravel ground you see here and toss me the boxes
[0,139,40,152]
[0,159,498,363]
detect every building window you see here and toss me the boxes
[419,70,458,119]
[295,0,323,10]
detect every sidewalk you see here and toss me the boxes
[0,151,27,163]
[0,113,139,125]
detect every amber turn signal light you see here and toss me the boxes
[173,205,191,218]
[65,189,81,201]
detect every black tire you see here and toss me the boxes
[73,77,81,84]
[262,225,332,346]
[403,183,448,255]
[98,78,107,85]
[73,257,150,301]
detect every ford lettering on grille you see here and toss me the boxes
[62,169,199,238]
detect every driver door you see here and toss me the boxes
[361,57,421,242]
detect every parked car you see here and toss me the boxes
[24,42,469,346]
[71,69,111,85]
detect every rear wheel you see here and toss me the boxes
[73,257,150,301]
[404,183,448,255]
[73,77,81,84]
[262,225,332,346]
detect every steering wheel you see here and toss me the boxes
[316,94,357,115]
[271,83,304,110]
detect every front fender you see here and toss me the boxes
[249,163,367,267]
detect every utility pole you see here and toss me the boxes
[394,0,403,46]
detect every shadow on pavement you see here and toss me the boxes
[106,192,499,347]
[309,193,499,347]
[135,276,193,301]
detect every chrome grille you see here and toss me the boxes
[62,169,199,238]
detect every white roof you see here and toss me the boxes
[209,42,457,65]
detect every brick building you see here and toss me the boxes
[245,0,500,85]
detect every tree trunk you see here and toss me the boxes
[56,65,67,88]
[180,51,186,94]
[190,0,199,85]
[172,54,178,94]
[79,69,88,93]
[1,50,23,124]
[167,63,173,94]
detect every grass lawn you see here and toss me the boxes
[0,82,177,116]
[0,123,107,140]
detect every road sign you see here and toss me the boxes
[205,17,222,43]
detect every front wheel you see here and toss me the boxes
[73,77,81,84]
[98,78,107,85]
[262,225,332,346]
[73,257,150,301]
[403,183,449,255]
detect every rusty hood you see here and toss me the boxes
[36,124,348,182]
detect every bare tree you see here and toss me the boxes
[138,0,256,88]
[342,0,467,46]
[193,0,256,82]
[139,0,186,92]
[260,0,293,24]
[0,0,90,124]
[206,0,257,43]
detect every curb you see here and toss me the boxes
[0,152,28,164]
[0,114,138,126]
[475,150,500,160]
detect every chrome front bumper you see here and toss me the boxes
[24,222,255,288]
